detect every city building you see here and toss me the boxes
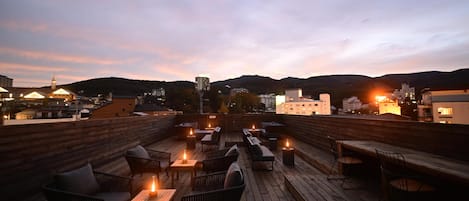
[0,75,13,87]
[258,93,276,112]
[378,100,401,115]
[276,89,331,115]
[342,96,363,113]
[418,89,469,124]
[91,96,136,118]
[230,88,249,96]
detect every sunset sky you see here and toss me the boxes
[1,0,468,87]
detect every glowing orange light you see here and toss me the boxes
[375,95,387,103]
[286,139,290,148]
[183,149,187,163]
[208,123,211,128]
[189,129,193,136]
[252,124,255,129]
[149,175,158,197]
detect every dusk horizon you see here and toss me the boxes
[1,0,469,87]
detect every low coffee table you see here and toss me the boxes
[170,159,197,188]
[131,189,176,201]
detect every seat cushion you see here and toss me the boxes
[201,134,212,142]
[93,192,131,201]
[224,162,243,188]
[225,144,239,157]
[55,163,100,195]
[126,145,151,159]
[259,145,274,157]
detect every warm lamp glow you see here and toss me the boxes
[286,139,290,148]
[189,129,193,136]
[149,175,158,197]
[208,123,211,128]
[183,149,187,163]
[252,124,255,129]
[375,95,387,104]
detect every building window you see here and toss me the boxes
[438,107,453,116]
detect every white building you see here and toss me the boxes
[258,93,276,112]
[342,96,363,112]
[418,89,469,124]
[276,89,331,115]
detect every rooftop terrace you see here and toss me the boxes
[1,114,469,201]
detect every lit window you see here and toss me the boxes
[438,107,453,115]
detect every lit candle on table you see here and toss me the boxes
[183,149,187,163]
[149,175,158,197]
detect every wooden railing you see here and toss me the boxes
[0,115,175,201]
[282,115,469,162]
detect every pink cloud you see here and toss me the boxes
[0,62,69,72]
[0,47,127,65]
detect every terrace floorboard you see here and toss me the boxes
[117,131,380,201]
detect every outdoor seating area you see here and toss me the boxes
[3,114,469,201]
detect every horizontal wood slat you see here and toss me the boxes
[0,115,175,201]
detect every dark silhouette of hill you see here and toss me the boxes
[62,69,469,108]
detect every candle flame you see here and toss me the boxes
[183,149,187,160]
[151,176,157,192]
[208,123,211,128]
[252,124,255,129]
[286,139,290,148]
[189,129,193,136]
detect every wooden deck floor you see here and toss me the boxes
[127,131,381,201]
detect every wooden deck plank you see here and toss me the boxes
[127,131,380,201]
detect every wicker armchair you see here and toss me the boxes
[181,162,245,201]
[125,145,171,181]
[202,145,239,173]
[42,163,132,201]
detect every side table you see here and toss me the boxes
[282,147,295,166]
[186,135,196,150]
[131,189,176,201]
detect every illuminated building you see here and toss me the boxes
[276,89,331,115]
[418,89,469,124]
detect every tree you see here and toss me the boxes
[229,92,260,113]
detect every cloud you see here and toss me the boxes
[0,47,129,65]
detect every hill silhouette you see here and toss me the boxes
[62,69,469,108]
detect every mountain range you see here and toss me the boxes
[63,69,469,107]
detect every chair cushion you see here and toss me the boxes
[55,163,100,195]
[225,144,239,157]
[224,162,243,189]
[201,134,212,142]
[251,144,262,156]
[126,145,151,159]
[93,192,131,201]
[259,145,274,157]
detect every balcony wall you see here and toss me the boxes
[283,115,469,162]
[0,115,175,201]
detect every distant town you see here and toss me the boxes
[1,74,468,125]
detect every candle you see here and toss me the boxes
[189,128,193,136]
[208,123,211,128]
[183,149,187,163]
[149,175,158,197]
[252,124,255,130]
[286,139,290,148]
